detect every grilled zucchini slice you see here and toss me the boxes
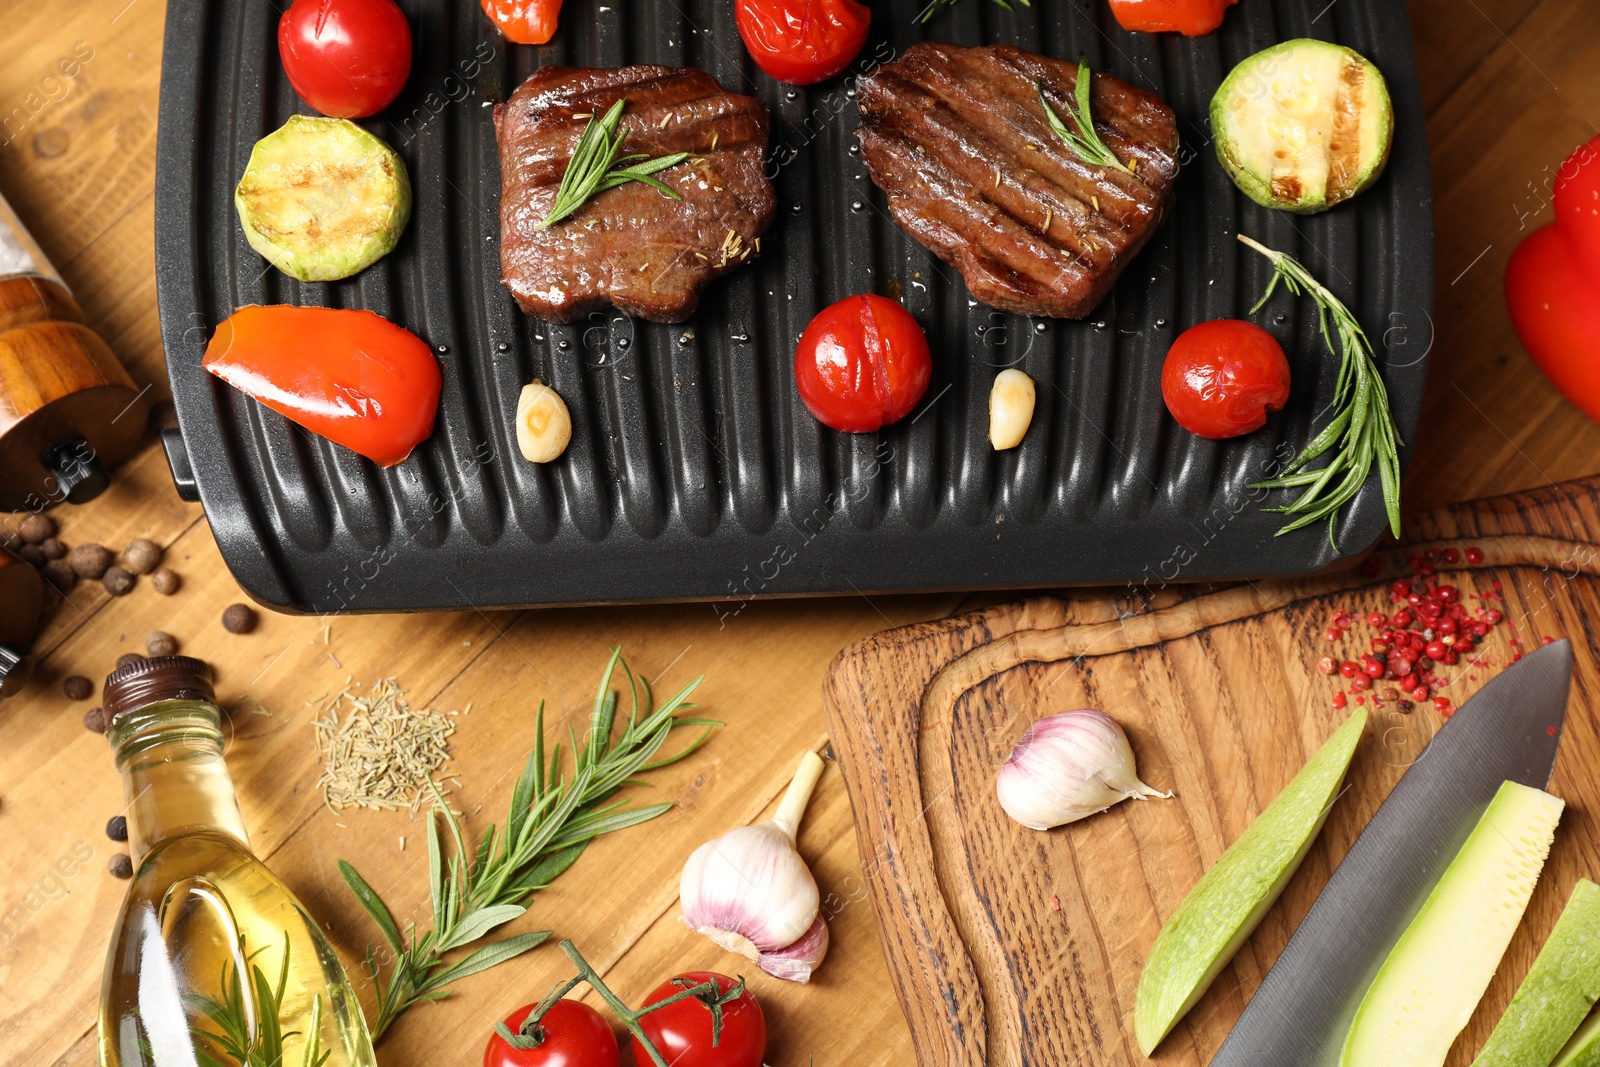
[235,115,411,282]
[1211,38,1393,214]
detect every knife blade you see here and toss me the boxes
[1209,637,1575,1067]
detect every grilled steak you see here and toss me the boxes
[495,65,775,324]
[857,43,1180,319]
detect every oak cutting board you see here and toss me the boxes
[822,477,1600,1067]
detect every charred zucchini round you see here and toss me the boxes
[235,115,411,282]
[1211,39,1393,214]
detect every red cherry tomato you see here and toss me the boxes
[278,0,412,119]
[1508,135,1600,424]
[1108,0,1239,36]
[1161,319,1291,439]
[483,999,619,1067]
[628,973,765,1067]
[481,0,563,45]
[795,294,932,432]
[735,0,871,86]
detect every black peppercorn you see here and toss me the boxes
[18,514,54,544]
[115,652,146,671]
[150,568,181,595]
[121,539,162,576]
[106,815,128,842]
[68,543,113,579]
[103,567,135,596]
[83,707,107,733]
[146,631,178,657]
[222,603,258,634]
[108,854,133,879]
[63,675,92,701]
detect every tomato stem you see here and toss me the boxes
[513,940,732,1067]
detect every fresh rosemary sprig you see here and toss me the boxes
[539,99,689,229]
[339,650,718,1040]
[1038,57,1130,173]
[916,0,1030,23]
[1240,234,1403,547]
[184,934,331,1067]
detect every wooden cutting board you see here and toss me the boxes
[822,477,1600,1067]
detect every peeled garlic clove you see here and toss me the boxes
[516,380,571,463]
[989,368,1036,450]
[996,709,1171,830]
[680,751,830,983]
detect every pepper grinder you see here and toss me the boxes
[0,189,147,511]
[0,544,42,698]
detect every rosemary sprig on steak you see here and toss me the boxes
[539,99,689,229]
[1038,57,1131,173]
[917,0,1029,24]
[1241,235,1403,547]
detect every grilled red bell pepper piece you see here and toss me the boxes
[203,304,441,467]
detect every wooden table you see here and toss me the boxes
[2,2,1597,1064]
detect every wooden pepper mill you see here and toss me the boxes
[0,190,147,511]
[0,544,42,698]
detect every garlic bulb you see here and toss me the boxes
[680,750,830,983]
[996,709,1171,830]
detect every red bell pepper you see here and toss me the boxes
[203,304,441,467]
[1506,135,1600,425]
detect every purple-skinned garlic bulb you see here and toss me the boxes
[996,709,1172,830]
[679,750,830,983]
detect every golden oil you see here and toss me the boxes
[98,660,375,1067]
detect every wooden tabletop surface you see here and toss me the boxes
[3,2,1598,1065]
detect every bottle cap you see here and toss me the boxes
[103,656,215,724]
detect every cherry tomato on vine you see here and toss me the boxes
[735,0,871,86]
[628,973,766,1067]
[795,294,933,433]
[483,999,619,1067]
[278,0,412,119]
[1160,318,1291,439]
[1107,0,1239,36]
[481,0,564,45]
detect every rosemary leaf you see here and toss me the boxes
[540,100,689,229]
[1038,58,1131,173]
[1240,234,1404,547]
[917,0,1029,24]
[340,649,719,1040]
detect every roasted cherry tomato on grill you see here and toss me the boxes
[1507,134,1600,425]
[1161,319,1291,439]
[735,0,871,86]
[794,294,933,433]
[627,973,766,1067]
[203,305,441,467]
[278,0,412,119]
[481,0,563,45]
[483,999,619,1067]
[1108,0,1239,36]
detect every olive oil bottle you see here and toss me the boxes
[98,657,376,1067]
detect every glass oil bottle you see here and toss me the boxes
[98,656,376,1067]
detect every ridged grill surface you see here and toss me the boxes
[154,0,1433,614]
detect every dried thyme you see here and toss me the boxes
[312,678,456,813]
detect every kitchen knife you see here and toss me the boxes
[1209,637,1575,1067]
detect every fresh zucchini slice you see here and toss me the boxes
[1472,878,1600,1067]
[1341,781,1564,1067]
[1211,38,1394,214]
[235,115,411,283]
[1555,1007,1600,1067]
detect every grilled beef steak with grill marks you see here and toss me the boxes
[857,43,1180,319]
[495,65,775,324]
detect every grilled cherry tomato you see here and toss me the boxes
[1108,0,1239,36]
[484,999,619,1067]
[481,0,563,45]
[278,0,412,119]
[735,0,871,86]
[1507,135,1600,424]
[794,294,932,432]
[1161,319,1291,439]
[628,973,766,1067]
[203,305,441,467]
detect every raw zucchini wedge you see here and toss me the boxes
[1472,879,1600,1067]
[1134,709,1367,1054]
[1211,38,1393,214]
[1555,1008,1600,1067]
[1341,781,1565,1067]
[235,115,411,283]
